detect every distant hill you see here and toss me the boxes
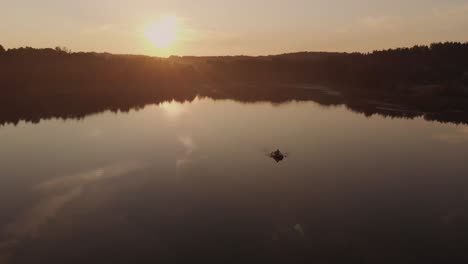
[168,43,468,96]
[1,42,468,98]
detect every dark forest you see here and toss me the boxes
[1,42,468,125]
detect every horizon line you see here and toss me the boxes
[2,40,468,58]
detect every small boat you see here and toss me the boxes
[270,149,285,162]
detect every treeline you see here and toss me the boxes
[0,46,199,97]
[195,42,468,95]
[1,42,468,125]
[1,42,468,95]
[1,79,468,126]
[0,46,201,124]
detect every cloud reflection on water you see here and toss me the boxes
[433,127,468,144]
[176,136,197,175]
[1,161,147,259]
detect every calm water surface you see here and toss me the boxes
[1,97,468,263]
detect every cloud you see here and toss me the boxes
[433,127,468,144]
[176,136,197,174]
[81,24,114,35]
[329,2,468,52]
[359,16,399,32]
[37,161,145,191]
[432,3,468,20]
[5,187,83,238]
[80,23,137,38]
[1,161,147,255]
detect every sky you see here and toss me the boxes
[1,0,468,56]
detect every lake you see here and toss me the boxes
[1,96,468,263]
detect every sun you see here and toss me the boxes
[145,15,178,48]
[159,100,186,119]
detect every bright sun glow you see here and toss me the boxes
[145,15,178,48]
[159,100,186,119]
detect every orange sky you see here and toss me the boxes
[2,0,468,56]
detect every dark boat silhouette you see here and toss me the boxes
[270,149,286,162]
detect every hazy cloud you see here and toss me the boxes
[1,161,147,256]
[433,127,468,144]
[176,136,197,174]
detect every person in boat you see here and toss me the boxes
[271,149,285,162]
[272,149,282,157]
